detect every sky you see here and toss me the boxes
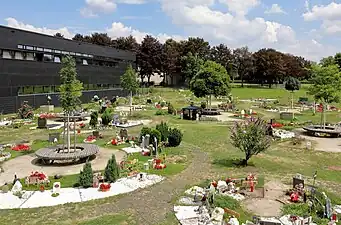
[1,0,341,62]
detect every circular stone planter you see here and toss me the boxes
[0,152,11,162]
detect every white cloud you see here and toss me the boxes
[265,4,286,14]
[303,2,341,21]
[5,18,74,39]
[304,0,310,12]
[81,0,117,17]
[303,2,341,36]
[118,0,145,4]
[106,22,184,43]
[219,0,260,16]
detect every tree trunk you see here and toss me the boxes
[323,104,326,129]
[129,91,133,115]
[241,74,244,88]
[74,118,76,152]
[209,95,212,110]
[67,113,70,152]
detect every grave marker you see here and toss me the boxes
[53,182,61,194]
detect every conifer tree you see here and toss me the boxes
[79,162,93,188]
[104,154,120,182]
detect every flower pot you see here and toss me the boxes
[37,117,47,129]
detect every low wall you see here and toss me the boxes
[0,88,128,114]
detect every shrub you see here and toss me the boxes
[150,128,162,145]
[101,109,112,126]
[156,122,169,142]
[140,127,152,141]
[1,184,9,193]
[89,111,98,128]
[104,154,120,182]
[79,162,93,188]
[160,101,166,107]
[167,103,176,115]
[155,110,167,115]
[168,128,183,147]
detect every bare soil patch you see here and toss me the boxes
[242,180,290,217]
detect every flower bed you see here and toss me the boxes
[11,144,30,151]
[30,171,47,180]
[272,123,283,128]
[99,183,111,192]
[83,135,96,143]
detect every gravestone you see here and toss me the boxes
[211,207,224,224]
[113,114,119,125]
[119,129,128,140]
[140,136,145,149]
[49,133,60,143]
[53,182,61,194]
[293,174,304,188]
[37,117,47,129]
[154,136,158,156]
[280,112,294,120]
[145,134,150,148]
[11,180,22,193]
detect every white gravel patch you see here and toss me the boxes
[20,188,81,208]
[0,174,164,209]
[79,182,134,202]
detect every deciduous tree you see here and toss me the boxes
[308,64,341,128]
[232,47,253,86]
[90,33,112,46]
[181,52,204,84]
[230,118,271,166]
[121,64,139,114]
[285,76,300,110]
[112,35,139,52]
[59,56,83,152]
[181,37,210,59]
[161,39,181,85]
[210,44,233,75]
[137,35,163,83]
[190,60,231,108]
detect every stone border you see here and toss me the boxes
[35,144,99,161]
[303,125,341,137]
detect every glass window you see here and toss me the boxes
[44,48,52,52]
[69,52,75,55]
[2,50,12,59]
[82,59,88,65]
[61,51,68,54]
[76,53,82,56]
[26,53,34,61]
[36,47,43,51]
[54,56,61,63]
[89,55,94,58]
[17,45,23,49]
[14,52,24,60]
[82,53,88,57]
[26,46,34,50]
[43,54,53,62]
[55,50,61,54]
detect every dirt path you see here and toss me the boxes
[0,148,126,185]
[86,146,213,225]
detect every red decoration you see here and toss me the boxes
[30,171,47,180]
[211,181,218,188]
[79,123,85,128]
[39,113,56,119]
[154,164,166,169]
[40,185,45,192]
[290,192,299,202]
[111,139,118,145]
[12,144,30,151]
[272,123,283,128]
[99,183,111,191]
[155,159,162,164]
[86,135,96,142]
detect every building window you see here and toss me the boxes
[17,45,23,49]
[82,59,88,65]
[89,55,94,58]
[44,48,52,52]
[76,53,82,56]
[14,52,24,60]
[82,53,88,57]
[54,56,61,63]
[2,50,12,59]
[26,53,34,61]
[55,50,61,54]
[61,51,68,55]
[69,52,75,55]
[36,47,43,51]
[43,54,53,62]
[26,46,34,50]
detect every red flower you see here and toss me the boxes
[111,139,118,145]
[272,123,283,128]
[99,183,111,190]
[11,144,30,151]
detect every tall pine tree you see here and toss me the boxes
[79,162,93,188]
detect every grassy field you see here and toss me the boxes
[1,86,341,224]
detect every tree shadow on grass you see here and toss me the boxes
[212,158,255,168]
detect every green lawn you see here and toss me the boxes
[1,86,341,224]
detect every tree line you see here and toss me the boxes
[54,32,340,87]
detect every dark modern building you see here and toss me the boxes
[0,25,135,114]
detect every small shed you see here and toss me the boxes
[182,106,201,120]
